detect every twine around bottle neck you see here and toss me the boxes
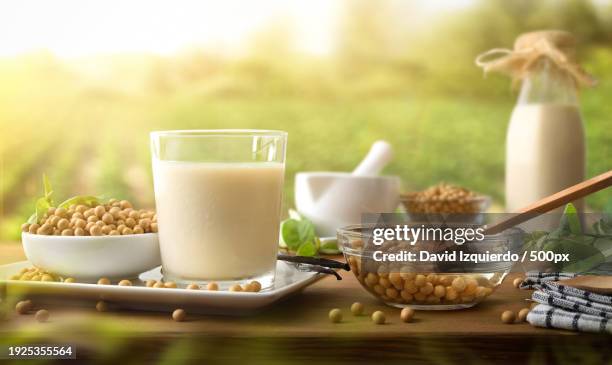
[475,37,596,88]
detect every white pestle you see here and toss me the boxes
[300,141,394,235]
[352,140,394,176]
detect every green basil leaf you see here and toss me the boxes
[603,197,612,225]
[592,221,605,235]
[562,252,605,273]
[547,230,560,240]
[530,230,549,240]
[27,174,55,224]
[551,238,605,273]
[280,219,302,250]
[319,239,341,254]
[26,213,38,225]
[279,212,321,255]
[592,237,612,259]
[523,231,548,250]
[296,241,317,257]
[34,196,52,224]
[296,219,316,243]
[42,173,53,203]
[542,238,561,252]
[560,203,582,235]
[58,195,101,209]
[288,209,302,220]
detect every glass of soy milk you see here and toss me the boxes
[150,130,286,289]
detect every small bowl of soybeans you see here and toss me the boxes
[401,183,491,222]
[20,199,161,280]
[337,224,520,310]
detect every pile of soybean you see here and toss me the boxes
[22,199,157,236]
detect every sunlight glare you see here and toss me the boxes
[0,0,340,57]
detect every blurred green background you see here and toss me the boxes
[0,0,611,241]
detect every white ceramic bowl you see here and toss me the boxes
[21,232,161,280]
[295,172,401,237]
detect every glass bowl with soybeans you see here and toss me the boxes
[20,194,161,280]
[337,224,522,310]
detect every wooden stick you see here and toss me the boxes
[277,254,350,271]
[485,170,612,235]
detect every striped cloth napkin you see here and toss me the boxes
[519,272,612,334]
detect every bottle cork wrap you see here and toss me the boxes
[475,30,596,88]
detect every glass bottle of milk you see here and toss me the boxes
[476,31,595,213]
[505,56,585,212]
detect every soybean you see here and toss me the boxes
[329,308,342,323]
[15,300,33,315]
[172,309,186,322]
[372,311,386,325]
[35,309,50,323]
[501,310,516,324]
[229,284,242,292]
[517,308,530,322]
[348,264,496,307]
[350,302,364,316]
[400,308,415,323]
[23,200,157,236]
[96,301,109,312]
[403,183,482,214]
[145,280,157,288]
[249,281,262,292]
[97,277,111,285]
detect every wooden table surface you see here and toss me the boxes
[0,242,609,364]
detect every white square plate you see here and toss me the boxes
[0,261,323,315]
